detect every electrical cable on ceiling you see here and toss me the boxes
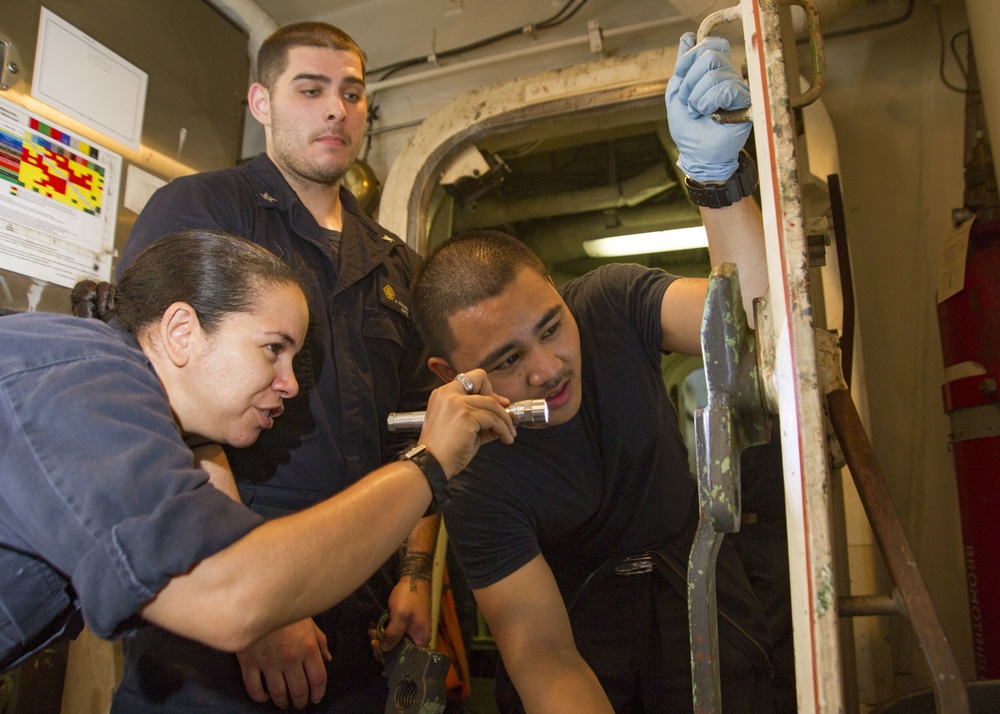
[795,0,915,43]
[369,0,592,81]
[362,0,591,159]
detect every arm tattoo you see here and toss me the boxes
[399,541,434,592]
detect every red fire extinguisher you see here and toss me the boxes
[937,220,1000,680]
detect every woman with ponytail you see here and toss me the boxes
[0,230,515,674]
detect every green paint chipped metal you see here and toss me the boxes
[815,563,835,616]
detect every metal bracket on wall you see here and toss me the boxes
[0,34,22,91]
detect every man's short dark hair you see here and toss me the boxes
[413,230,549,359]
[257,22,366,89]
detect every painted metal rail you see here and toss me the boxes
[689,2,843,711]
[691,4,970,712]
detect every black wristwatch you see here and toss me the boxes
[399,444,450,515]
[684,150,759,209]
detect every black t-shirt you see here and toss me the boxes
[445,263,697,601]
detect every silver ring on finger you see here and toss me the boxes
[454,372,475,395]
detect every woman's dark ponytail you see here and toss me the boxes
[71,229,306,335]
[71,280,117,321]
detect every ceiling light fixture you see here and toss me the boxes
[581,226,708,257]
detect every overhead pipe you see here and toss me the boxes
[667,0,864,34]
[367,16,688,93]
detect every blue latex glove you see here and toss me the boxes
[665,32,752,184]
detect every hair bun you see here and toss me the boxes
[71,280,117,322]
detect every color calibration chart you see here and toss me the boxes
[0,95,120,288]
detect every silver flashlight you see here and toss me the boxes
[387,399,550,432]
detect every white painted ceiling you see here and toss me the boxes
[242,0,901,272]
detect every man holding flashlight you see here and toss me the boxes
[409,33,776,713]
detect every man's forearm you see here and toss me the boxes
[507,647,613,714]
[398,515,439,592]
[479,554,615,714]
[702,196,768,325]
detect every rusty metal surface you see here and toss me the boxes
[789,0,826,110]
[696,6,751,125]
[837,592,903,618]
[826,388,970,714]
[698,0,825,125]
[697,4,743,40]
[690,263,771,714]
